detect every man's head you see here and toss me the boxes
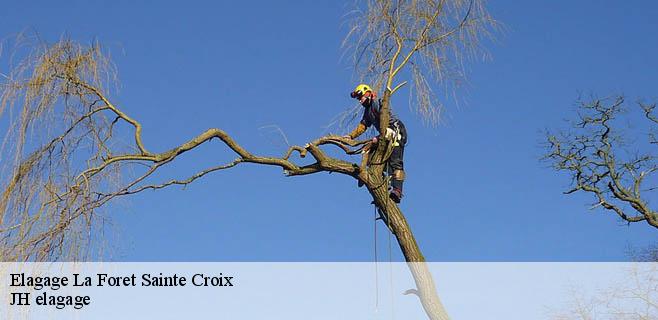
[350,84,376,105]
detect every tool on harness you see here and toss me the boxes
[386,121,403,147]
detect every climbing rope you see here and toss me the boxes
[370,155,396,320]
[385,161,395,320]
[370,130,401,319]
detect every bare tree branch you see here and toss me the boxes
[544,96,658,229]
[0,38,376,262]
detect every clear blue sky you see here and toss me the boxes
[1,1,656,261]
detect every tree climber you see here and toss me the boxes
[345,84,408,203]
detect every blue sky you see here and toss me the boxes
[1,1,656,261]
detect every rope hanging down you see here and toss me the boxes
[371,138,397,319]
[366,127,402,318]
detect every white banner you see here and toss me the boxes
[1,263,656,319]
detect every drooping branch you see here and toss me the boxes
[1,110,370,260]
[0,38,374,262]
[343,0,496,128]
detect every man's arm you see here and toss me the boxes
[346,107,371,140]
[347,122,367,139]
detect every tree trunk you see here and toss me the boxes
[359,89,450,320]
[366,174,450,320]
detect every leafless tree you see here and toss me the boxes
[1,1,495,319]
[549,264,657,320]
[628,244,658,262]
[544,96,658,229]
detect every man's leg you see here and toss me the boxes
[388,145,405,203]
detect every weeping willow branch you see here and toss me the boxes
[0,37,371,262]
[342,0,496,128]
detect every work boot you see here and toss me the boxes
[390,175,404,203]
[390,188,403,203]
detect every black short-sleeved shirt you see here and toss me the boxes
[360,99,399,133]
